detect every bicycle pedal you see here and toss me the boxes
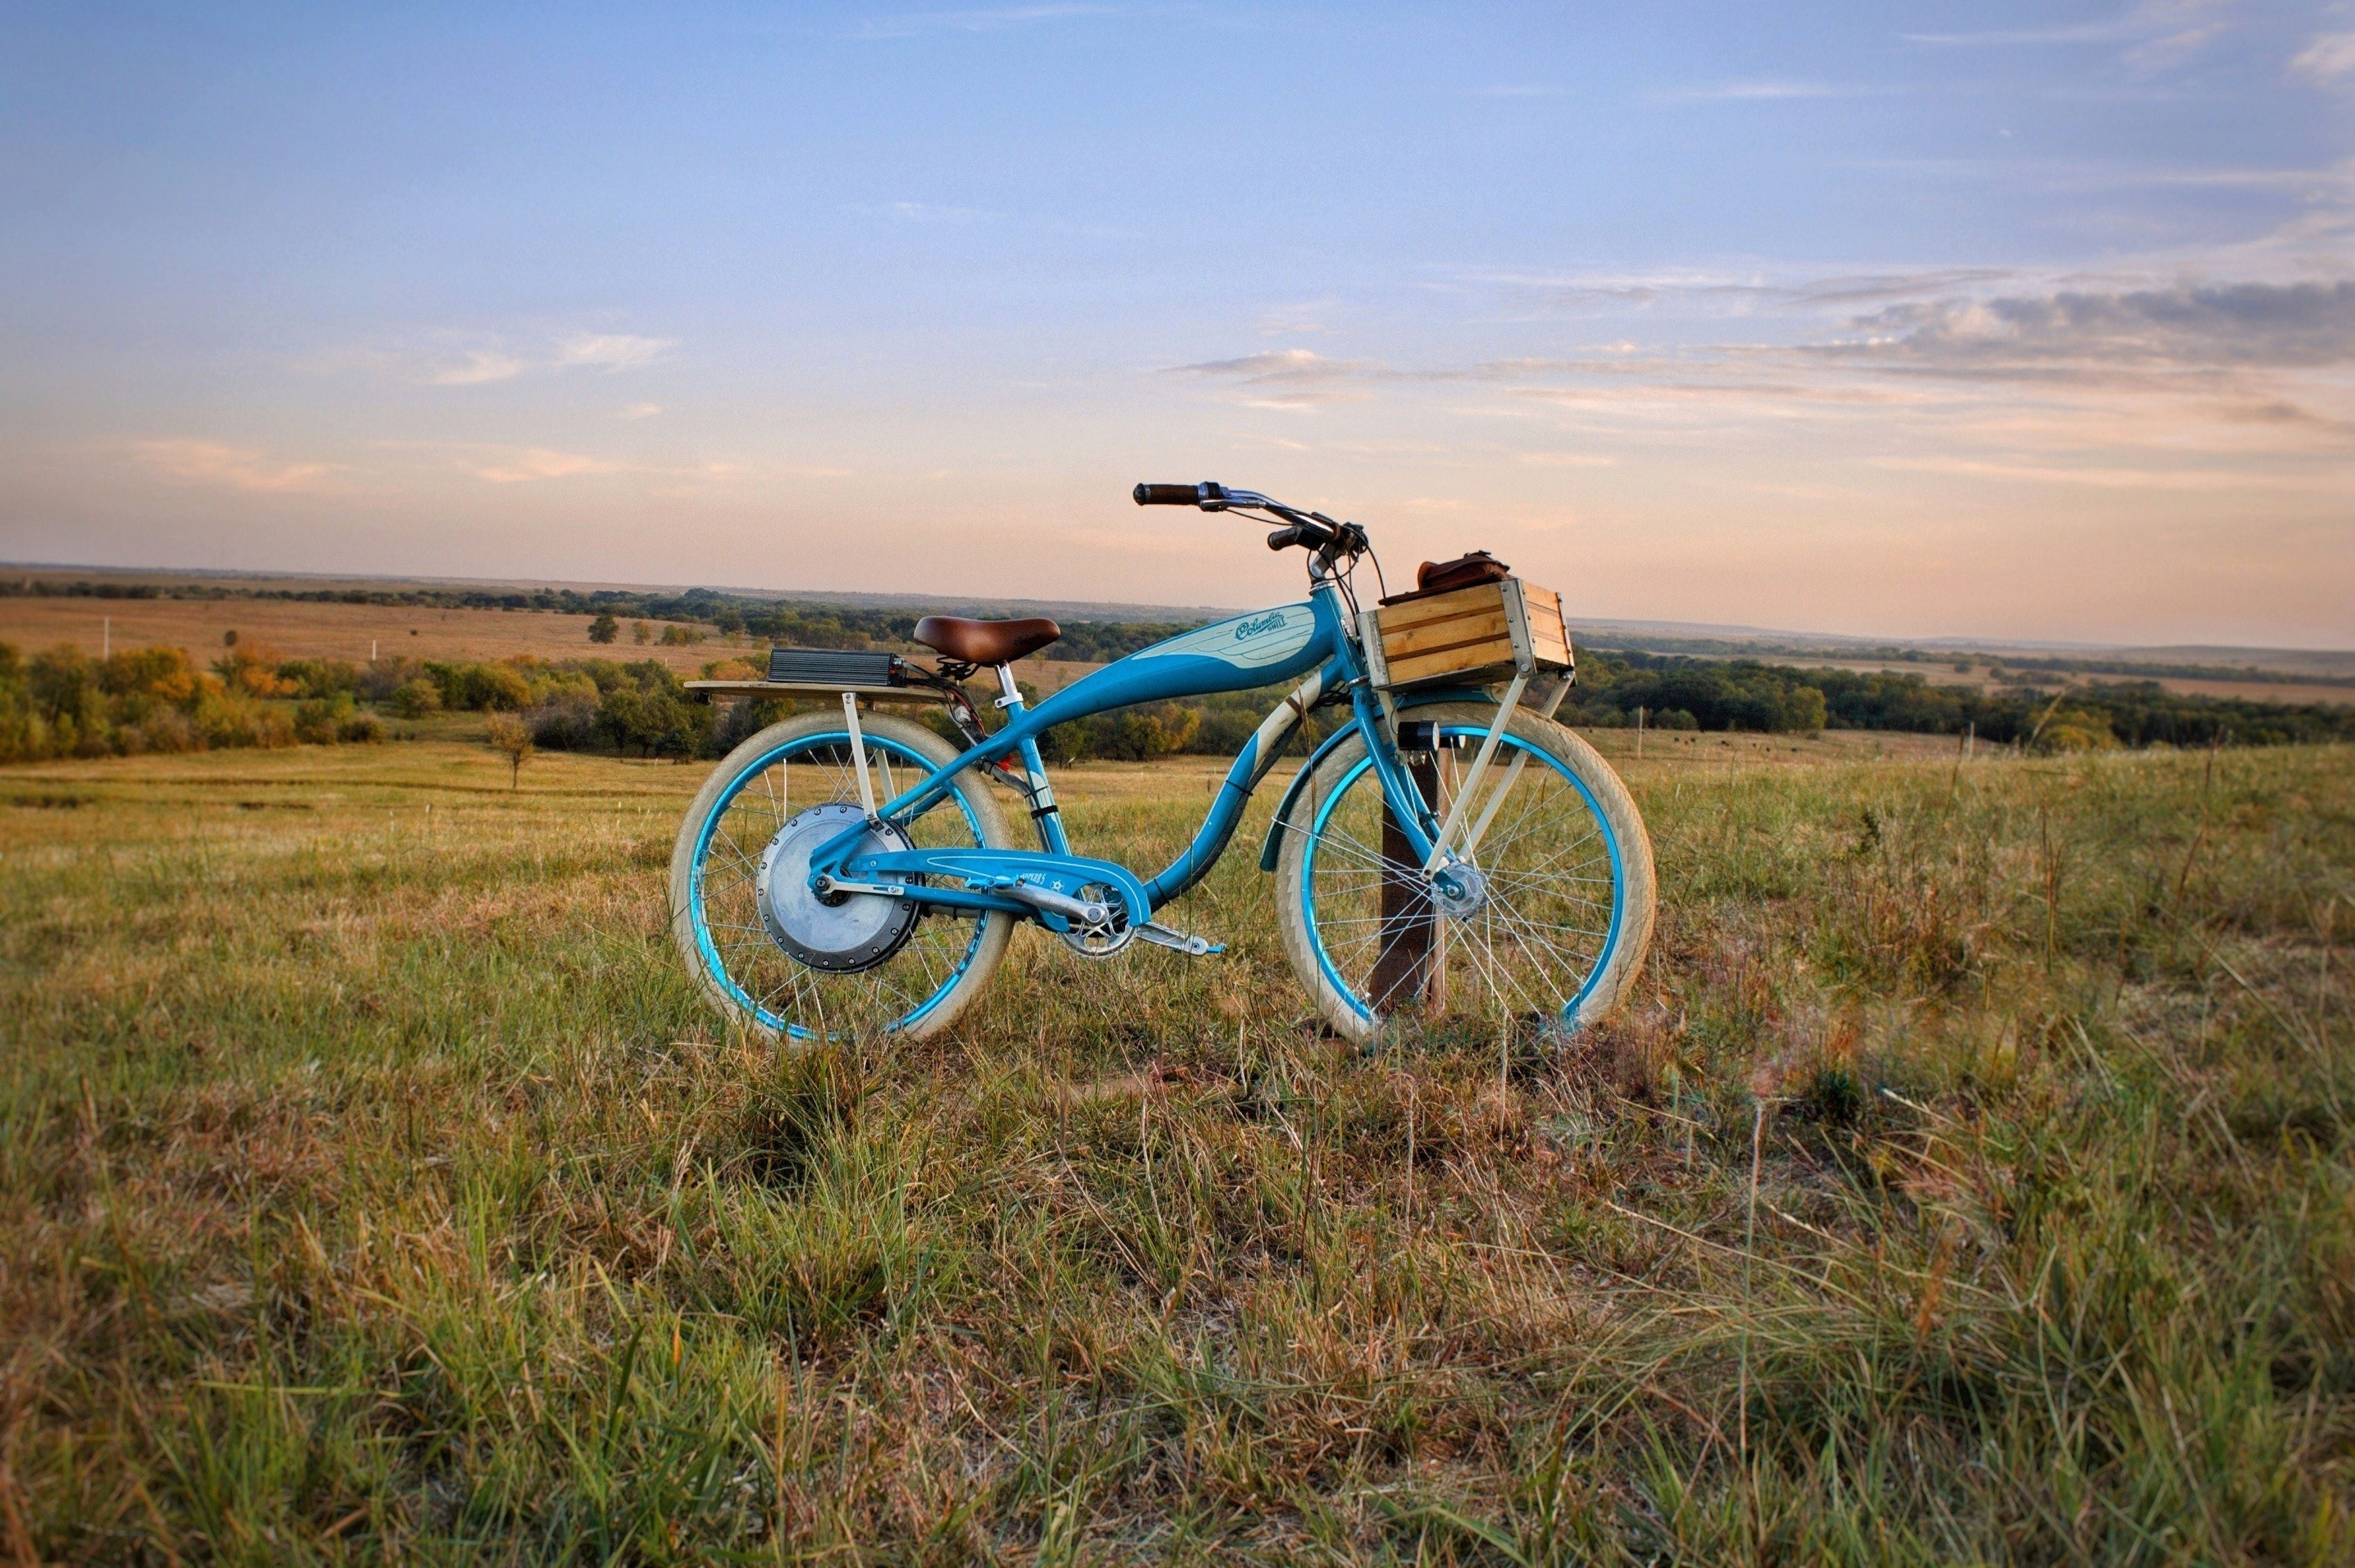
[1136,923,1223,957]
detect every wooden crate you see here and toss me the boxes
[1368,577,1573,690]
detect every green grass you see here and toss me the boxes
[1,736,2349,1564]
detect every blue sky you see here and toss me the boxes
[2,2,2350,644]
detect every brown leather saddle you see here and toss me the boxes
[913,615,1062,666]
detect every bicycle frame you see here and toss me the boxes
[805,572,1451,929]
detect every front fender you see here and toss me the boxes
[1256,686,1496,871]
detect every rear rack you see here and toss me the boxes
[685,646,952,706]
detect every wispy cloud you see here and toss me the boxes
[861,200,998,224]
[135,440,342,493]
[1168,348,1389,406]
[852,4,1117,40]
[1865,454,2332,490]
[555,333,674,372]
[1903,0,2236,71]
[420,331,672,386]
[465,448,622,484]
[427,350,526,386]
[2292,31,2355,84]
[1657,81,1887,103]
[1813,280,2355,372]
[618,402,663,420]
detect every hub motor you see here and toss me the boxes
[756,802,918,972]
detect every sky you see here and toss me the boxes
[1,2,2351,647]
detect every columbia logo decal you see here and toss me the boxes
[1235,612,1286,640]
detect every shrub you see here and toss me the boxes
[390,677,442,718]
[588,611,620,644]
[277,658,361,700]
[213,643,296,698]
[527,694,600,750]
[194,689,293,750]
[293,695,374,745]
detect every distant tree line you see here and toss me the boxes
[1555,652,2355,749]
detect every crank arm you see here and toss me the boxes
[1135,923,1224,957]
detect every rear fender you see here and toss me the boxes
[1256,685,1496,871]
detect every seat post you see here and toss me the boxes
[995,664,1023,710]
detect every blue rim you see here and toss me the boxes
[690,731,991,1039]
[1301,727,1626,1026]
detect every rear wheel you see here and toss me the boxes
[1273,703,1655,1046]
[670,711,1014,1042]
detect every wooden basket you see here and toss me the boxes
[1364,577,1572,691]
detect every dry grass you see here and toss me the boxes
[1,734,2349,1563]
[0,597,736,672]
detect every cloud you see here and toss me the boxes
[555,334,673,372]
[1657,81,1885,103]
[465,448,622,484]
[2292,32,2355,83]
[1815,280,2355,372]
[852,5,1116,39]
[1865,454,2333,490]
[1168,348,1389,404]
[1459,264,2015,316]
[136,440,340,493]
[618,402,663,420]
[1903,0,2231,54]
[427,350,526,386]
[1461,267,1781,312]
[861,200,996,224]
[1787,268,2020,306]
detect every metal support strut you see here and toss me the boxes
[840,692,878,818]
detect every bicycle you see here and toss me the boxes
[670,481,1656,1045]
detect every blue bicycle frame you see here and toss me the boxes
[805,573,1452,930]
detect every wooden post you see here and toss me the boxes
[1369,754,1442,1016]
[1964,720,1974,760]
[1635,706,1645,757]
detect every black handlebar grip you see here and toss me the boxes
[1133,483,1200,506]
[1267,525,1303,551]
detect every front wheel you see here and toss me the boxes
[1272,703,1655,1046]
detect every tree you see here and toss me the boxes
[588,612,620,645]
[484,713,533,789]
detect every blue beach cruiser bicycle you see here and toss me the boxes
[670,483,1656,1045]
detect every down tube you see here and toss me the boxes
[1141,662,1334,911]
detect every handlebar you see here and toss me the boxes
[1133,479,1367,559]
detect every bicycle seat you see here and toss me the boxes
[913,615,1061,666]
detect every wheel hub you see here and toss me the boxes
[756,802,918,972]
[1429,860,1489,920]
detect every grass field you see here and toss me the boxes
[2,730,2349,1562]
